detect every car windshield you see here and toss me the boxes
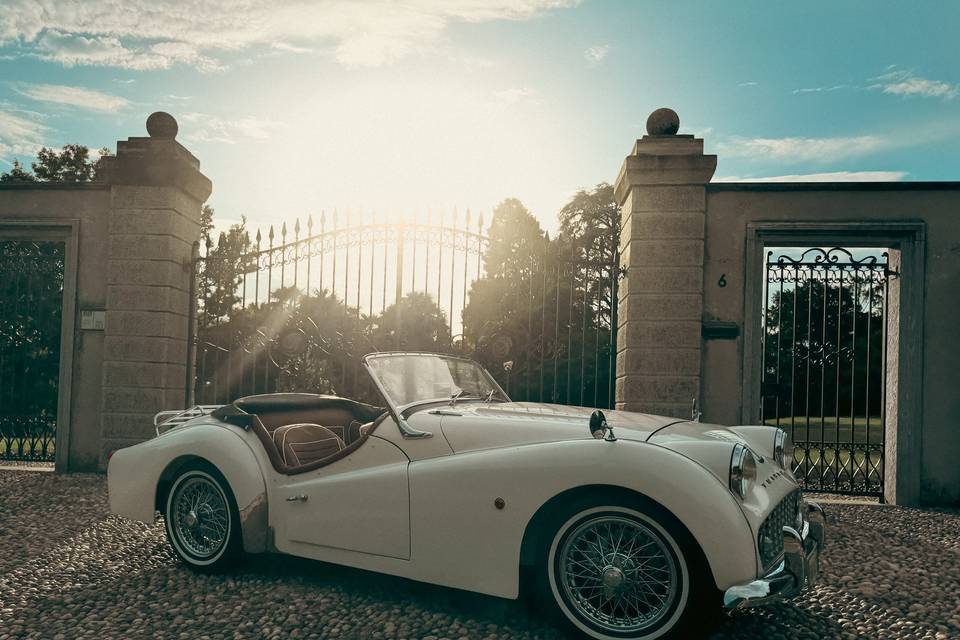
[364,353,509,410]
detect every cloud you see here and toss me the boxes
[270,42,314,54]
[0,0,578,70]
[493,87,536,109]
[26,29,225,71]
[178,113,285,144]
[0,110,49,159]
[717,135,888,163]
[869,69,957,99]
[17,83,130,112]
[791,85,849,94]
[584,45,609,64]
[685,126,713,138]
[714,171,908,183]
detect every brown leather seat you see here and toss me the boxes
[272,423,345,467]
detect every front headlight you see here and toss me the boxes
[729,443,757,498]
[773,428,794,469]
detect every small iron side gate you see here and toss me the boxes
[190,211,618,411]
[760,247,892,496]
[0,240,65,462]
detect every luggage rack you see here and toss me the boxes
[154,405,223,436]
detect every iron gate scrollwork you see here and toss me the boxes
[189,212,619,411]
[761,247,892,496]
[0,240,65,462]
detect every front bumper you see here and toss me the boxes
[723,500,826,610]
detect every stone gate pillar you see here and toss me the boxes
[613,109,716,417]
[98,112,211,466]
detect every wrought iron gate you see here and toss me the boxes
[190,212,618,410]
[0,240,65,462]
[761,247,892,496]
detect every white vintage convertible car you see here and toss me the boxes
[108,351,825,640]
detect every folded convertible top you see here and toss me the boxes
[212,393,383,422]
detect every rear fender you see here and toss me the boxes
[108,421,270,553]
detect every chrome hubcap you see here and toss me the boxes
[171,476,229,559]
[558,515,679,634]
[602,565,625,591]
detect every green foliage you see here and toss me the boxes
[200,211,255,322]
[1,144,111,183]
[462,190,621,406]
[481,198,546,279]
[0,160,37,183]
[32,144,109,182]
[763,276,885,420]
[194,189,622,407]
[0,241,64,420]
[558,183,619,264]
[370,292,452,352]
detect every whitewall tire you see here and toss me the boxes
[164,464,241,571]
[539,501,709,640]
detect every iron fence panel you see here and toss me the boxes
[761,247,891,496]
[190,215,619,411]
[0,240,64,462]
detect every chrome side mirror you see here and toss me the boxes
[691,397,702,422]
[590,410,616,441]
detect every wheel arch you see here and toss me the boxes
[518,484,716,593]
[151,427,271,554]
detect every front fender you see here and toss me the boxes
[107,420,270,552]
[407,438,757,599]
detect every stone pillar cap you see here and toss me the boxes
[646,108,680,136]
[146,112,178,139]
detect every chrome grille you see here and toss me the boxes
[757,490,802,569]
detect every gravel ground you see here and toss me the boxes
[0,469,958,640]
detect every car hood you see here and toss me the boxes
[435,401,689,453]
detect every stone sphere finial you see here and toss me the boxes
[646,108,680,136]
[146,111,178,139]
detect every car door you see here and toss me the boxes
[272,430,411,560]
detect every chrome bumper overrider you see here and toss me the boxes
[723,500,826,610]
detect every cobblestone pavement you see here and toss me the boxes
[0,470,958,640]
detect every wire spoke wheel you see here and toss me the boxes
[170,475,230,560]
[556,515,680,635]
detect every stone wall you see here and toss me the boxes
[614,108,960,506]
[0,185,109,470]
[613,109,715,418]
[0,113,210,471]
[701,187,960,506]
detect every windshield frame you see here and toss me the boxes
[361,351,511,437]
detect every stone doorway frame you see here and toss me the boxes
[742,220,926,505]
[0,219,80,472]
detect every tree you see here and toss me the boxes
[200,203,215,243]
[462,198,548,370]
[558,183,620,264]
[199,210,255,322]
[31,144,109,182]
[762,275,885,422]
[0,240,65,456]
[0,160,37,183]
[370,292,452,352]
[462,194,618,407]
[482,198,546,279]
[557,183,621,320]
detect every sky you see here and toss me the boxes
[0,0,958,235]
